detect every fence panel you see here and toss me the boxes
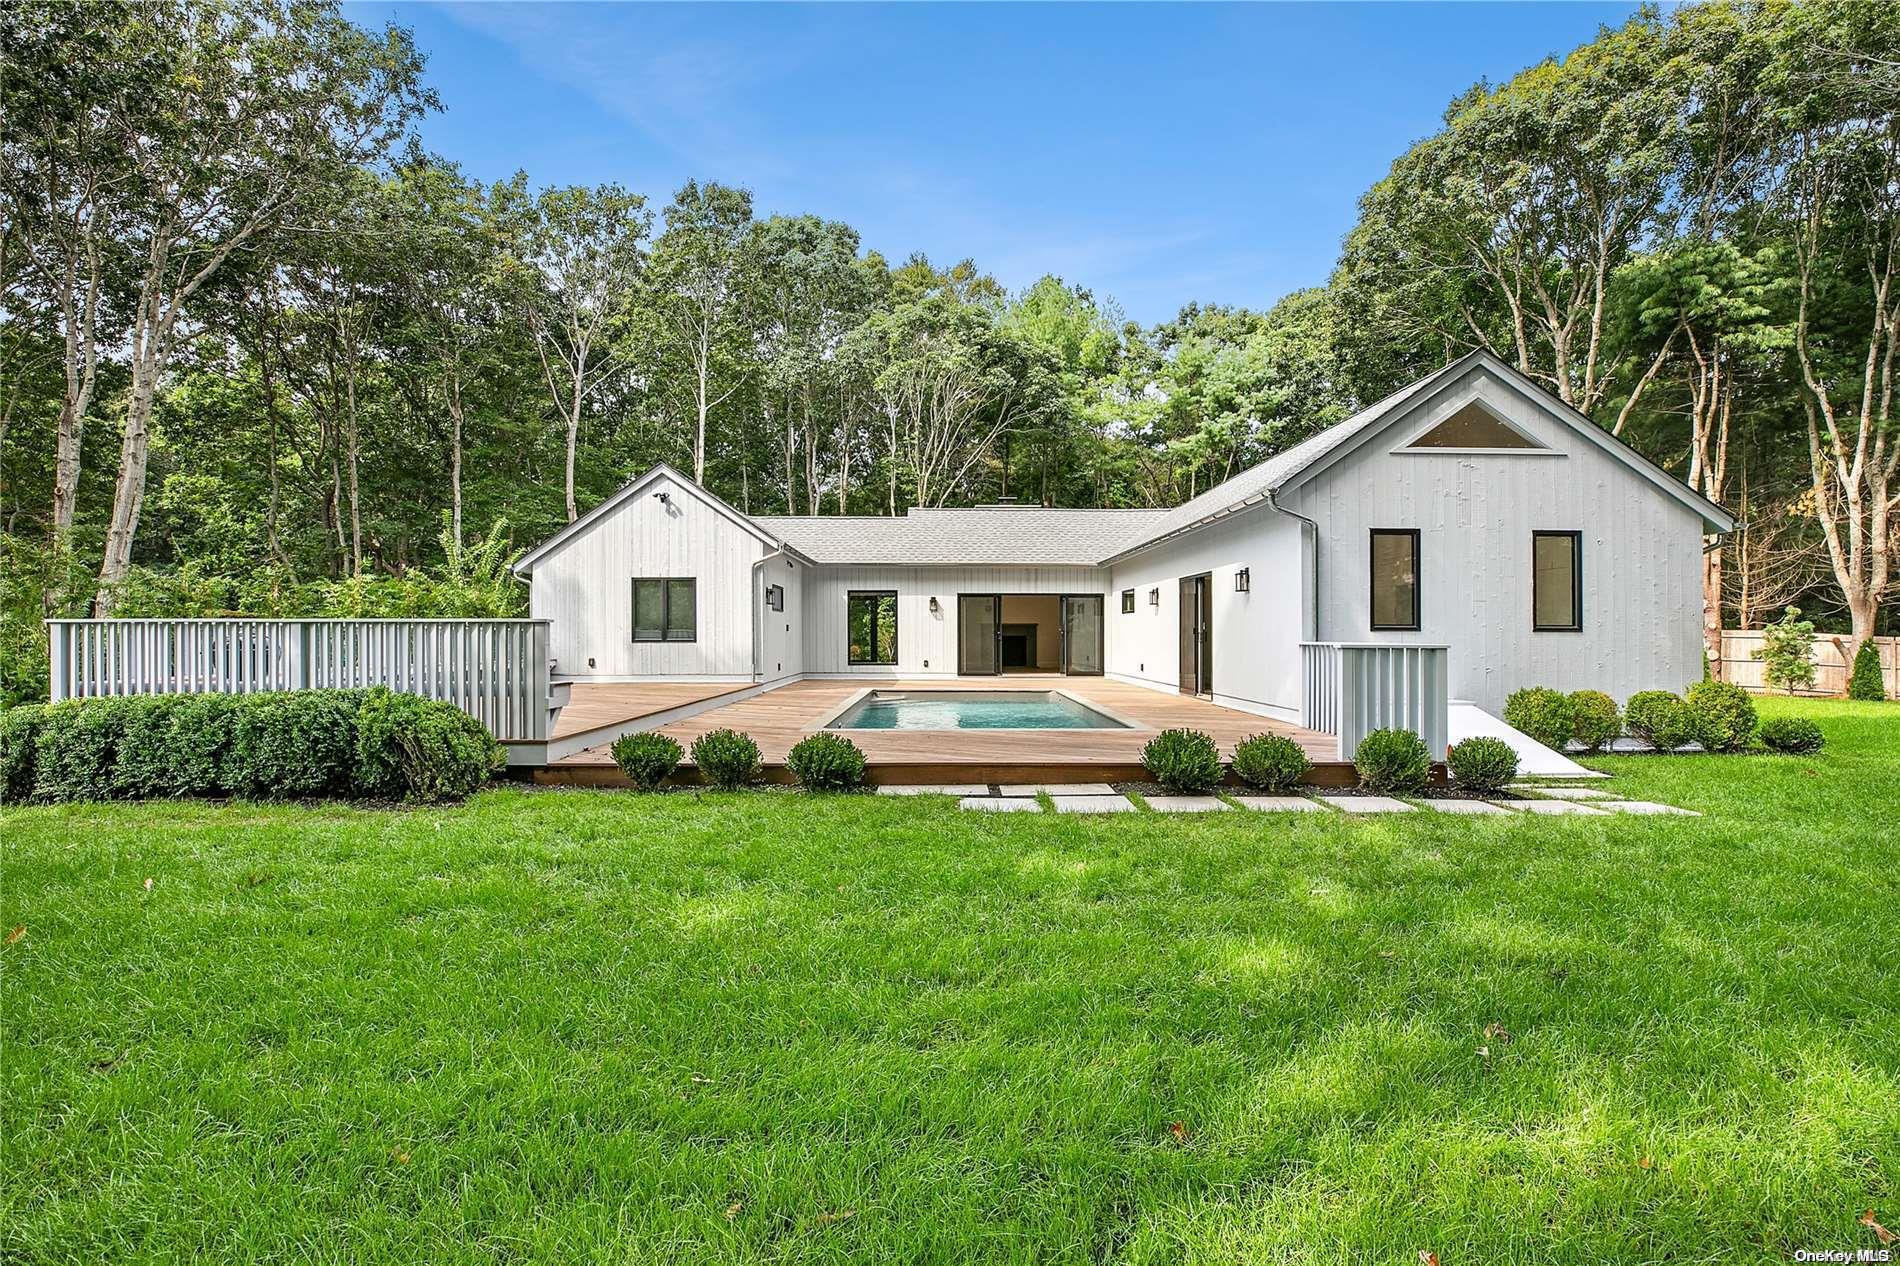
[1301,642,1450,761]
[1716,629,1897,697]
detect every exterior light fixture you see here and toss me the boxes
[1149,587,1160,607]
[1235,567,1250,593]
[929,596,940,613]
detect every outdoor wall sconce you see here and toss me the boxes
[929,596,940,613]
[1148,587,1160,607]
[1235,567,1250,593]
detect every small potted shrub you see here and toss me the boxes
[612,731,683,790]
[1503,686,1574,751]
[1353,728,1430,794]
[1685,679,1756,752]
[1141,728,1224,794]
[1230,732,1310,793]
[1758,716,1825,754]
[1568,690,1620,754]
[691,728,761,789]
[786,732,867,790]
[1447,736,1517,794]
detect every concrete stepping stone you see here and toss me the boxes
[1143,795,1230,812]
[1231,795,1326,812]
[1523,786,1613,800]
[1498,799,1609,815]
[998,782,1117,797]
[1425,799,1513,814]
[1049,794,1135,814]
[1597,800,1701,816]
[1315,795,1414,813]
[880,783,991,796]
[959,796,1040,813]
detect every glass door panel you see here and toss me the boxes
[958,594,999,674]
[1061,594,1104,675]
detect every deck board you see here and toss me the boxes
[545,677,1344,780]
[549,681,752,741]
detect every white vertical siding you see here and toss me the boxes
[798,565,1109,675]
[755,554,805,684]
[1105,508,1308,719]
[1289,368,1707,713]
[528,472,767,679]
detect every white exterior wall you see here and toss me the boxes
[1286,366,1708,713]
[798,565,1108,676]
[1105,507,1308,720]
[528,471,769,680]
[754,553,805,685]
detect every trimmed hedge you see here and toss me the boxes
[0,689,502,805]
[611,732,683,790]
[1503,687,1574,751]
[1759,716,1826,754]
[1231,732,1310,793]
[692,728,762,789]
[1685,679,1756,752]
[1623,690,1681,746]
[1568,690,1621,754]
[1353,727,1430,794]
[786,733,867,790]
[1447,736,1518,793]
[1141,728,1224,794]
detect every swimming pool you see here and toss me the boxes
[825,689,1131,730]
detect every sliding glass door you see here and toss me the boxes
[1061,594,1104,675]
[958,594,999,674]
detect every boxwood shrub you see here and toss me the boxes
[1503,686,1574,751]
[1622,690,1681,746]
[1230,732,1310,792]
[787,733,867,790]
[1447,736,1518,793]
[1568,690,1621,754]
[1685,679,1756,752]
[1141,728,1224,794]
[3,689,501,804]
[691,728,762,789]
[1353,727,1430,794]
[611,731,683,790]
[1758,716,1825,754]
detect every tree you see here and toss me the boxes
[1751,605,1817,694]
[497,179,649,523]
[87,0,432,610]
[647,181,755,484]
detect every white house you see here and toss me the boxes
[513,350,1733,721]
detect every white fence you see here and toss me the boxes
[1715,629,1897,698]
[47,619,555,744]
[1301,642,1450,762]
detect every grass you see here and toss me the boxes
[3,696,1897,1263]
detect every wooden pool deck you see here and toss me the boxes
[535,677,1372,787]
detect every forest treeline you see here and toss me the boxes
[1,0,1895,704]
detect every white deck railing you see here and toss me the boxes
[47,619,555,744]
[1300,642,1449,762]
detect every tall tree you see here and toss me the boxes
[648,181,755,484]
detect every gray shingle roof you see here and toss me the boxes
[754,507,1167,565]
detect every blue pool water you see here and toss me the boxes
[830,690,1128,730]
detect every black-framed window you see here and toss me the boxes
[1533,531,1582,631]
[633,577,696,642]
[1120,589,1135,614]
[847,591,898,665]
[1370,529,1420,631]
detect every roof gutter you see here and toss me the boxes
[1098,492,1273,566]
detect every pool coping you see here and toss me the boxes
[813,685,1149,734]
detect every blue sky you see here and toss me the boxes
[346,1,1641,325]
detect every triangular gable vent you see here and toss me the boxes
[1403,400,1545,451]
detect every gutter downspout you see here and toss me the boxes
[1265,489,1320,643]
[750,545,786,682]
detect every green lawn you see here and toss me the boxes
[4,697,1897,1263]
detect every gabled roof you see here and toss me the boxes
[754,506,1167,565]
[516,352,1732,576]
[512,463,800,574]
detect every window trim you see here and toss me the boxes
[1120,588,1135,614]
[631,576,697,643]
[1532,530,1584,632]
[1369,528,1421,632]
[846,590,899,666]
